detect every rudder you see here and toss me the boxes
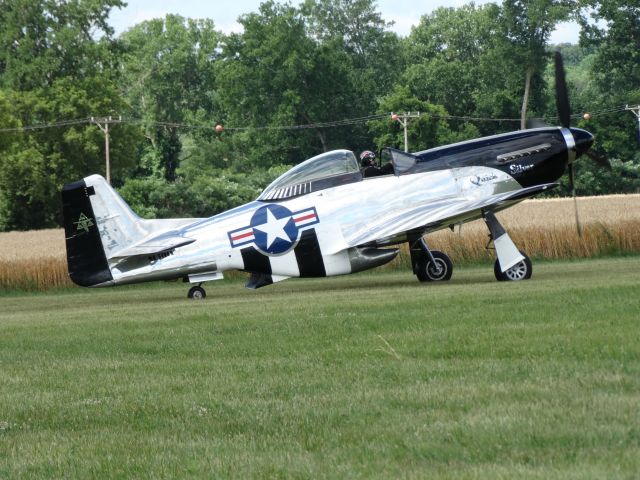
[62,179,113,286]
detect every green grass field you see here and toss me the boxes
[1,257,639,479]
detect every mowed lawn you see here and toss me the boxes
[1,258,639,479]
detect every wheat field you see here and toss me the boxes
[1,195,639,291]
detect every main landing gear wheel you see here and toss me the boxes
[187,285,206,299]
[494,251,532,281]
[416,250,453,282]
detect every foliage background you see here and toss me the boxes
[0,0,638,230]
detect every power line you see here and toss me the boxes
[224,113,389,131]
[581,105,628,118]
[0,105,632,134]
[0,117,91,132]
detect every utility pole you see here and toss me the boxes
[625,105,640,145]
[91,116,121,184]
[391,112,421,152]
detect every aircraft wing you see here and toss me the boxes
[338,183,557,251]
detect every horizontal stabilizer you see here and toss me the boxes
[109,235,196,259]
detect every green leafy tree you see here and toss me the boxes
[301,0,404,149]
[499,0,575,128]
[368,86,479,153]
[0,90,22,227]
[0,78,141,229]
[404,4,529,136]
[215,0,404,170]
[557,0,640,194]
[578,0,640,160]
[0,0,124,90]
[405,4,502,117]
[0,0,141,230]
[216,2,338,169]
[301,0,403,97]
[578,0,640,98]
[119,15,221,181]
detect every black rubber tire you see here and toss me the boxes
[188,285,206,299]
[415,250,453,282]
[494,251,532,281]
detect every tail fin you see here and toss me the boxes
[62,175,143,287]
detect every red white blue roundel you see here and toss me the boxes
[228,204,320,255]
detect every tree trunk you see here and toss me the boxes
[303,113,328,151]
[316,129,328,152]
[521,66,533,130]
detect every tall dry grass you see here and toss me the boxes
[1,195,639,290]
[393,194,640,267]
[0,229,71,290]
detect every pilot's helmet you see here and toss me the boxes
[360,150,376,167]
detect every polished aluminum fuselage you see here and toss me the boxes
[73,126,588,287]
[106,164,521,285]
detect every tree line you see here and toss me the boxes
[0,0,638,230]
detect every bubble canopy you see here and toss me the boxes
[259,150,361,201]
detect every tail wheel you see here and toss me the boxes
[188,285,206,299]
[494,251,532,281]
[416,250,453,282]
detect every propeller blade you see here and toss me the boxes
[554,52,571,129]
[568,163,583,237]
[568,162,575,195]
[586,150,612,170]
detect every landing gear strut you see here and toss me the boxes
[483,211,532,282]
[187,284,206,299]
[410,236,453,282]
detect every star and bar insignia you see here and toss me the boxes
[228,204,319,255]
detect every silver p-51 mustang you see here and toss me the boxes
[61,53,607,298]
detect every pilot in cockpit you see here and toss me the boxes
[360,150,394,178]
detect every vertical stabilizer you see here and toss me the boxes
[81,175,147,259]
[62,174,150,286]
